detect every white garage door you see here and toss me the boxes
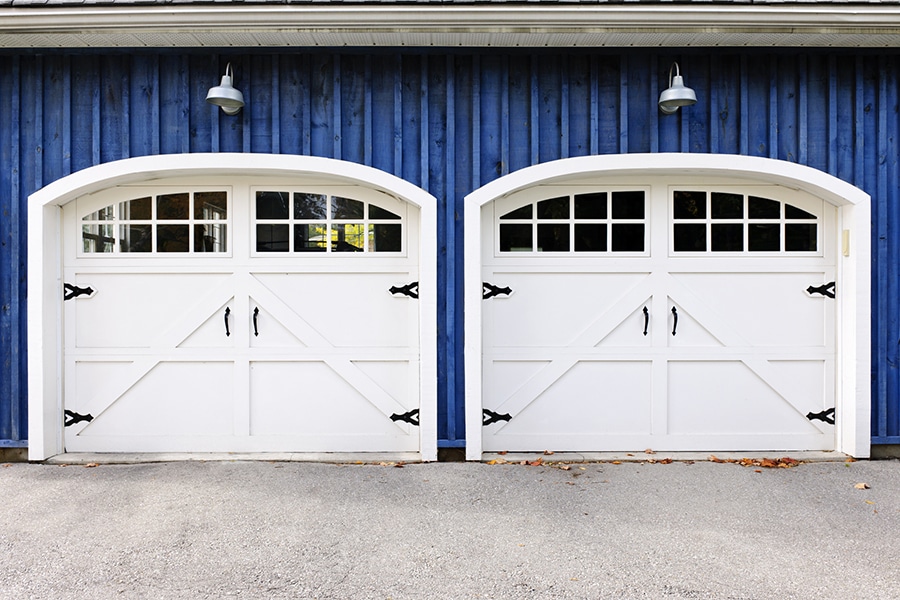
[480,181,837,452]
[62,180,422,453]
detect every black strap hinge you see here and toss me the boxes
[389,282,419,299]
[64,283,95,301]
[483,409,512,426]
[64,410,94,427]
[806,407,835,425]
[806,281,835,299]
[390,409,420,426]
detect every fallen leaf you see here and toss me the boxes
[855,482,871,490]
[1,464,11,468]
[658,458,673,465]
[754,469,762,473]
[626,453,634,457]
[84,463,99,468]
[394,462,405,468]
[846,457,857,463]
[865,500,875,505]
[527,457,544,466]
[709,455,725,463]
[558,465,571,471]
[544,450,555,455]
[644,448,656,455]
[498,451,508,455]
[487,458,507,465]
[611,461,622,465]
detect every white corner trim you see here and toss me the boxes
[463,153,871,460]
[27,153,438,462]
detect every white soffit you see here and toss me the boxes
[2,6,900,48]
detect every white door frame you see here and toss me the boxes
[28,153,438,461]
[464,153,871,459]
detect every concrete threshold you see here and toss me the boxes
[481,450,850,464]
[43,452,424,465]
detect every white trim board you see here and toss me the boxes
[464,153,871,460]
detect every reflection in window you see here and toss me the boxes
[498,190,646,253]
[673,191,818,253]
[82,191,228,254]
[254,191,403,254]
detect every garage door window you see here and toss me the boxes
[81,191,228,254]
[672,191,818,253]
[254,191,403,254]
[498,190,646,253]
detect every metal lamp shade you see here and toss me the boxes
[206,64,244,115]
[658,63,697,115]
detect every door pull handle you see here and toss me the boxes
[671,306,678,336]
[224,307,231,337]
[253,307,259,337]
[642,306,649,336]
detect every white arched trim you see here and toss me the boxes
[28,153,438,461]
[464,153,871,459]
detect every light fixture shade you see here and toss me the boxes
[206,63,244,115]
[658,63,697,115]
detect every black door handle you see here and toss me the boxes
[643,306,649,336]
[671,306,678,336]
[253,307,259,336]
[224,307,231,337]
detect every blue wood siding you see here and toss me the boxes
[0,50,898,448]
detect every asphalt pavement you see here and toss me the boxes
[0,455,898,599]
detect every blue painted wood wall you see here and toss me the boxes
[0,49,898,448]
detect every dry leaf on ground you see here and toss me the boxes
[855,482,871,490]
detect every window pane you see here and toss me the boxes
[157,194,189,220]
[574,193,607,219]
[292,193,327,220]
[574,224,607,251]
[194,192,227,220]
[332,196,364,220]
[500,205,533,220]
[611,191,645,219]
[711,224,743,251]
[711,193,743,219]
[157,225,189,252]
[673,191,706,219]
[333,223,365,252]
[674,224,706,252]
[257,224,289,252]
[120,197,152,220]
[748,224,780,251]
[537,196,569,220]
[195,224,227,252]
[748,196,780,219]
[294,224,328,252]
[119,225,151,253]
[785,224,817,251]
[500,224,533,251]
[83,206,116,221]
[82,224,115,253]
[785,204,816,220]
[369,204,401,220]
[611,224,644,251]
[373,224,402,252]
[537,224,570,251]
[256,191,290,220]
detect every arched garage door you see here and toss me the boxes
[29,155,437,460]
[464,155,870,459]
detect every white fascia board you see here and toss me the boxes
[2,5,900,48]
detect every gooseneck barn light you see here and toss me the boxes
[206,63,244,115]
[658,62,697,115]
